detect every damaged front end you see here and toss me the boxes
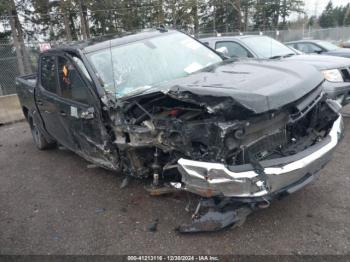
[107,82,343,232]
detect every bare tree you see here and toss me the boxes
[7,0,32,75]
[78,0,90,40]
[59,0,72,41]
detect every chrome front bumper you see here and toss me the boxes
[175,116,344,198]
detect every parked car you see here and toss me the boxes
[285,39,350,58]
[201,35,350,105]
[340,41,350,49]
[16,29,343,232]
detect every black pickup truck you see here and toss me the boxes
[16,29,344,232]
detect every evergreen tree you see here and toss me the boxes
[344,4,350,26]
[319,1,336,28]
[241,0,254,31]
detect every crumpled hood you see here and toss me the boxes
[129,59,323,114]
[286,54,350,70]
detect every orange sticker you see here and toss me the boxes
[63,65,68,77]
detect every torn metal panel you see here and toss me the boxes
[177,198,253,233]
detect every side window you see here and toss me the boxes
[297,43,322,53]
[40,56,58,93]
[215,41,251,58]
[57,56,90,104]
[73,56,92,83]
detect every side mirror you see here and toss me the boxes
[216,46,229,56]
[80,107,95,120]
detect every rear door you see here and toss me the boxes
[36,54,76,149]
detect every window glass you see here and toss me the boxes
[316,41,339,51]
[215,41,251,58]
[297,43,322,53]
[73,56,92,82]
[240,36,295,58]
[57,56,90,103]
[40,56,57,93]
[87,32,223,98]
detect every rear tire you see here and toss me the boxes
[29,115,56,150]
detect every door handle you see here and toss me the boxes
[37,100,44,106]
[60,111,67,117]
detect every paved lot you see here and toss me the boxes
[0,117,350,255]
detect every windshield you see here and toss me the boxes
[241,36,296,59]
[86,32,222,97]
[316,41,340,51]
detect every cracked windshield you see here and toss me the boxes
[87,32,222,98]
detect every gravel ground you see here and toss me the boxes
[0,116,350,255]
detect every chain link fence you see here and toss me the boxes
[0,41,40,96]
[2,26,350,96]
[198,26,350,43]
[0,41,19,96]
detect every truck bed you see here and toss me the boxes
[15,73,37,118]
[16,74,37,89]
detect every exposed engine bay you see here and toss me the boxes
[111,85,337,180]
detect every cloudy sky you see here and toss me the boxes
[304,0,350,16]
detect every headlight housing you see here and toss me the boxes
[322,69,344,82]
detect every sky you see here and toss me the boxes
[304,0,350,16]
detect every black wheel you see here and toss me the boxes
[29,115,56,150]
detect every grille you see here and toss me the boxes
[340,68,350,82]
[242,128,287,161]
[289,87,323,123]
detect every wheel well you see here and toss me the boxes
[23,107,34,129]
[22,107,29,121]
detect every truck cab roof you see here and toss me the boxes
[44,29,176,55]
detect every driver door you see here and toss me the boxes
[55,54,118,169]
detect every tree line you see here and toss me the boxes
[2,0,350,75]
[2,1,350,43]
[1,0,307,43]
[318,1,350,28]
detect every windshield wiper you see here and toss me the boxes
[269,55,283,59]
[269,53,296,59]
[283,53,296,58]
